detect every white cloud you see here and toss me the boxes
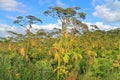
[0,24,17,37]
[93,0,120,22]
[30,23,61,33]
[56,0,66,7]
[0,0,24,12]
[85,21,118,31]
[1,20,119,37]
[91,0,96,6]
[0,20,61,37]
[28,19,61,33]
[39,0,66,7]
[6,16,16,20]
[91,0,105,6]
[39,0,52,5]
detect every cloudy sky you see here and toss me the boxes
[0,0,120,37]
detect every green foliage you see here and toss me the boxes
[0,6,120,80]
[0,28,120,80]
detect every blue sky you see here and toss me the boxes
[0,0,120,37]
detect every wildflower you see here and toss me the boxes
[86,50,97,57]
[113,63,119,67]
[15,73,20,79]
[113,60,119,67]
[54,53,60,61]
[63,54,69,63]
[26,55,29,61]
[117,54,120,61]
[31,39,36,47]
[64,32,68,38]
[20,48,25,56]
[61,48,64,54]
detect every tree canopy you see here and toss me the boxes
[44,6,86,32]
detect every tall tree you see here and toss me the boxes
[14,15,42,35]
[44,6,86,33]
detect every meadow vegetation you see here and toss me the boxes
[0,6,120,80]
